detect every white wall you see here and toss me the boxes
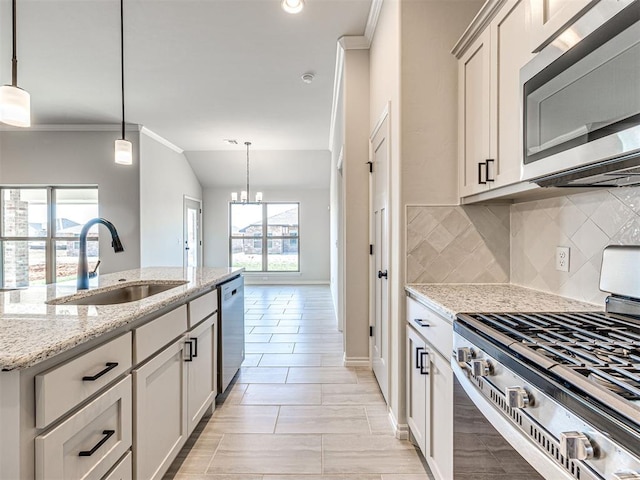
[203,186,330,283]
[139,131,202,267]
[0,129,141,273]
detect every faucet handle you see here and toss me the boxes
[89,260,101,278]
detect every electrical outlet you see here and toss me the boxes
[556,246,570,272]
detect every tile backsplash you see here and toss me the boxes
[406,205,510,283]
[511,187,640,305]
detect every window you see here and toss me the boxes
[229,202,299,272]
[0,187,99,287]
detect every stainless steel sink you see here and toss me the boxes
[48,280,188,306]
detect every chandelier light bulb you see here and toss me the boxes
[240,190,248,203]
[281,0,304,14]
[231,192,238,202]
[255,192,263,203]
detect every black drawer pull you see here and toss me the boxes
[82,362,118,381]
[192,337,198,358]
[485,158,495,182]
[420,351,430,375]
[415,347,424,370]
[478,161,486,184]
[185,340,194,362]
[78,430,115,457]
[414,318,430,328]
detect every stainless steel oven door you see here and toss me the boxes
[520,0,640,183]
[451,359,576,479]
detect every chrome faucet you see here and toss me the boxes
[77,218,124,290]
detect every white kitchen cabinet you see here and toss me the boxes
[528,0,597,53]
[406,325,430,457]
[186,315,216,435]
[456,0,536,200]
[458,29,492,197]
[133,339,187,480]
[406,296,454,480]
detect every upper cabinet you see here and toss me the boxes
[528,0,598,52]
[455,0,534,198]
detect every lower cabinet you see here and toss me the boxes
[186,315,216,435]
[406,297,454,480]
[133,339,187,480]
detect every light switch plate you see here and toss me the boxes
[556,246,570,272]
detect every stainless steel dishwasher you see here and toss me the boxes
[218,275,245,393]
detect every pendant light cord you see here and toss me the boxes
[120,0,126,139]
[245,141,251,201]
[11,0,17,86]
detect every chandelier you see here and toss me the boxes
[231,141,263,203]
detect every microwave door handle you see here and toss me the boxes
[486,158,495,182]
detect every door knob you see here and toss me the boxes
[377,270,388,279]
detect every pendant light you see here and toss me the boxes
[114,0,132,165]
[0,0,30,127]
[231,142,263,203]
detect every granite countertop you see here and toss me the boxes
[0,266,243,371]
[406,283,600,323]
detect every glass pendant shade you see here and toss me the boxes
[255,192,263,202]
[0,84,30,127]
[114,138,133,165]
[240,191,248,202]
[281,0,304,13]
[231,192,238,202]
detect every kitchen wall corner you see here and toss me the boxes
[511,187,640,305]
[406,204,510,284]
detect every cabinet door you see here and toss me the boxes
[459,29,492,197]
[406,325,430,457]
[427,351,454,480]
[528,0,597,53]
[186,316,216,435]
[491,0,536,187]
[133,339,187,480]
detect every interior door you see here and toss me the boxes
[183,197,202,268]
[370,111,390,403]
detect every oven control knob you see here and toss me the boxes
[456,347,473,363]
[560,431,594,460]
[612,471,640,480]
[471,359,491,377]
[505,386,530,409]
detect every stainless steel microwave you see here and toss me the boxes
[521,0,640,188]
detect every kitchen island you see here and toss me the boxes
[0,266,243,480]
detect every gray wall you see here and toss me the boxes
[139,132,202,267]
[0,129,141,273]
[203,186,330,283]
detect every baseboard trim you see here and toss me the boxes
[342,355,370,367]
[389,409,409,440]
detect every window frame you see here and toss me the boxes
[228,201,300,273]
[0,185,99,286]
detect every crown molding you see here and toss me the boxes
[0,123,141,132]
[140,126,184,154]
[451,0,506,58]
[364,0,383,45]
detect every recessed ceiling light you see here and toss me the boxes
[301,73,315,84]
[282,0,304,14]
[223,139,238,145]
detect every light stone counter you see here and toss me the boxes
[0,266,243,371]
[406,283,600,323]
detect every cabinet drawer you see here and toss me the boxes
[189,289,218,328]
[103,451,131,480]
[35,332,132,429]
[134,305,187,364]
[406,297,453,359]
[35,376,132,480]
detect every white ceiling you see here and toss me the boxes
[0,0,371,166]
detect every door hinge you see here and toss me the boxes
[369,326,374,337]
[369,244,373,255]
[367,161,373,173]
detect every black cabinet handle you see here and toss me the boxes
[82,362,118,381]
[415,347,424,370]
[192,337,198,358]
[377,270,388,279]
[478,161,487,184]
[420,351,430,375]
[78,430,115,457]
[413,318,430,328]
[185,340,194,362]
[485,158,495,182]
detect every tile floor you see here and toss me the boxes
[165,285,432,480]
